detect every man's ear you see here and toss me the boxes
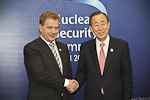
[39,24,42,33]
[108,21,110,30]
[89,25,93,33]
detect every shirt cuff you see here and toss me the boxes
[64,78,69,87]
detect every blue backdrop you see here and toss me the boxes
[0,0,150,100]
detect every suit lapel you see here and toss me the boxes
[104,37,115,74]
[37,37,60,72]
[89,39,101,75]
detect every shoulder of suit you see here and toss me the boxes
[56,41,67,48]
[80,39,95,49]
[56,41,66,45]
[110,36,128,45]
[24,38,40,48]
[81,39,95,45]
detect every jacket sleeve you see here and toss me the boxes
[122,42,133,100]
[75,44,87,87]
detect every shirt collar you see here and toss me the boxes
[40,35,56,46]
[96,34,110,47]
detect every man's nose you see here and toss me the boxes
[98,25,103,30]
[52,28,56,33]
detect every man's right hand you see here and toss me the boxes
[67,79,79,93]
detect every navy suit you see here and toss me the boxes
[75,36,133,100]
[24,37,73,100]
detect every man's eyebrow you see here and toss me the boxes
[93,20,105,24]
[100,20,105,23]
[93,22,99,24]
[47,26,59,27]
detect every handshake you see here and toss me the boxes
[67,79,79,93]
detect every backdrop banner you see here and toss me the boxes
[0,0,150,100]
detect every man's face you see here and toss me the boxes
[89,13,110,42]
[39,18,59,43]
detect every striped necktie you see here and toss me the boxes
[49,43,61,71]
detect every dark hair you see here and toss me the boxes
[89,11,109,26]
[40,11,60,26]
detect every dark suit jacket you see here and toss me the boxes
[75,36,133,100]
[24,37,73,100]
